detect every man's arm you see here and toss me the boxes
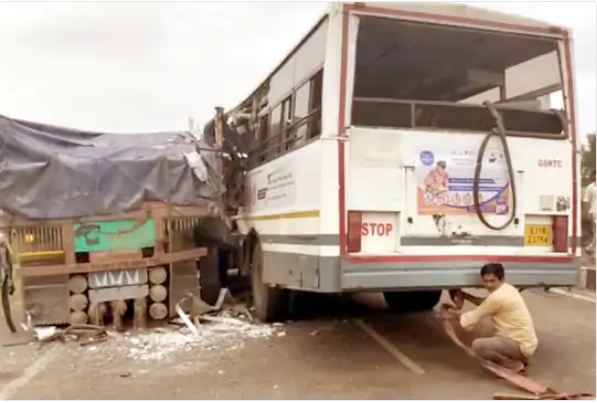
[461,291,486,306]
[439,303,461,325]
[459,295,499,330]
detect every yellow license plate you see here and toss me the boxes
[524,224,552,246]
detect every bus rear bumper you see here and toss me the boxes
[340,257,579,291]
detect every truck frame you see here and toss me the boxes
[5,202,221,327]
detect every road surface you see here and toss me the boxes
[0,288,594,400]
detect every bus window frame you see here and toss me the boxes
[348,13,569,140]
[247,68,324,169]
[351,96,568,140]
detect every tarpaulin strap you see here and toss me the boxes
[440,312,594,400]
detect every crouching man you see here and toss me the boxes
[448,263,538,373]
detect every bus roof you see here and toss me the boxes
[362,2,568,33]
[228,11,328,116]
[228,2,568,116]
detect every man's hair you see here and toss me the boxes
[480,263,505,280]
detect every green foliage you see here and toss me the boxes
[581,133,596,186]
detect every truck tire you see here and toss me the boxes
[383,290,442,312]
[199,247,224,306]
[250,240,287,322]
[193,217,235,250]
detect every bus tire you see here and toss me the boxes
[383,290,442,312]
[250,240,287,322]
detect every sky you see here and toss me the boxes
[0,1,595,138]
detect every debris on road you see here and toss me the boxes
[121,318,277,361]
[175,295,201,336]
[100,294,282,362]
[126,332,195,361]
[171,288,246,335]
[211,288,229,312]
[34,324,109,347]
[198,315,247,326]
[34,326,58,342]
[1,338,34,347]
[308,324,335,337]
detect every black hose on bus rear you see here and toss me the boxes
[472,102,517,230]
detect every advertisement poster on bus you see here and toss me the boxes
[416,147,511,215]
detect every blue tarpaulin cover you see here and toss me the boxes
[0,114,224,219]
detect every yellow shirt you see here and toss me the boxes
[460,283,538,358]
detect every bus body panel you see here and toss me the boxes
[346,127,575,254]
[333,3,579,291]
[231,2,579,293]
[340,257,578,291]
[237,140,339,290]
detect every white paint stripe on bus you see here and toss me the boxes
[354,318,425,375]
[549,288,596,303]
[0,344,61,400]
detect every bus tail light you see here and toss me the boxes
[347,211,362,253]
[553,216,568,253]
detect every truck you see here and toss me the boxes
[0,114,227,328]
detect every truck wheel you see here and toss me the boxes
[383,290,442,312]
[199,247,224,306]
[251,240,287,322]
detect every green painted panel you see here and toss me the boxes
[73,219,156,252]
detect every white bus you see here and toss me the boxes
[227,2,580,321]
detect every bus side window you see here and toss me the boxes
[281,96,292,151]
[257,114,269,163]
[308,70,323,139]
[269,105,282,161]
[294,81,310,145]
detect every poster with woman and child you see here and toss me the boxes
[416,147,511,216]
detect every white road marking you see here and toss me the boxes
[549,288,596,304]
[0,345,61,400]
[354,318,425,375]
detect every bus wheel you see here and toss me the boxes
[383,290,442,312]
[250,240,287,322]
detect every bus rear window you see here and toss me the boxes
[352,98,565,137]
[351,16,566,138]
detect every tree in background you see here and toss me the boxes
[581,133,596,251]
[582,133,596,186]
